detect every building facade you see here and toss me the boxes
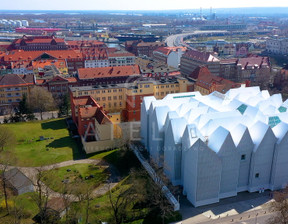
[141,86,288,207]
[180,49,220,77]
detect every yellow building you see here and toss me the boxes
[32,59,68,76]
[0,74,35,114]
[70,76,194,122]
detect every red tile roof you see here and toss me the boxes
[78,65,140,80]
[196,68,240,93]
[77,96,111,124]
[4,50,83,62]
[0,74,35,87]
[154,46,186,56]
[184,49,219,63]
[220,56,270,69]
[14,36,65,45]
[189,66,212,79]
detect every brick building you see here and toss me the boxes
[125,40,166,57]
[11,35,68,51]
[77,65,141,86]
[180,49,220,77]
[219,56,271,83]
[69,75,193,122]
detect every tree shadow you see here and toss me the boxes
[46,136,86,160]
[41,119,66,130]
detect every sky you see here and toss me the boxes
[1,0,288,11]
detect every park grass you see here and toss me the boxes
[1,118,82,167]
[0,192,39,224]
[89,147,141,176]
[42,164,109,193]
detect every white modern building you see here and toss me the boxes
[141,86,288,207]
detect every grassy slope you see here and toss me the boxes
[1,119,82,167]
[42,164,109,193]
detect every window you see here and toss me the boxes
[119,96,122,100]
[113,96,117,100]
[108,96,111,100]
[255,173,259,178]
[102,97,106,101]
[241,154,246,160]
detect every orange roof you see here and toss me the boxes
[76,96,111,124]
[78,65,140,80]
[65,77,77,83]
[4,50,83,62]
[32,59,67,69]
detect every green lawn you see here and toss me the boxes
[0,119,83,167]
[42,164,109,193]
[0,192,39,224]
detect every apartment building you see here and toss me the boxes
[69,76,193,122]
[0,74,35,114]
[180,49,220,77]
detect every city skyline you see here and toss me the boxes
[2,0,288,11]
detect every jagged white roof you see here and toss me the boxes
[142,86,288,155]
[230,123,249,147]
[273,122,288,144]
[249,121,270,152]
[208,126,230,153]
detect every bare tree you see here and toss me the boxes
[267,187,288,224]
[0,126,15,152]
[71,181,94,224]
[31,167,53,224]
[28,86,55,120]
[0,151,17,214]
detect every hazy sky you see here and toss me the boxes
[2,0,288,11]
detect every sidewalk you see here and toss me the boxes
[0,111,59,123]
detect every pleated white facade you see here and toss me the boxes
[140,87,288,207]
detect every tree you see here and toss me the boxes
[267,187,288,224]
[57,94,70,118]
[0,126,15,152]
[28,87,55,120]
[0,152,18,215]
[71,180,94,224]
[107,169,147,224]
[16,94,35,121]
[31,168,53,224]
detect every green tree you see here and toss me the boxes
[13,94,35,122]
[57,94,70,118]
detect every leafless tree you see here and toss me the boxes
[0,126,15,152]
[0,151,17,214]
[71,181,94,224]
[28,86,55,120]
[31,167,52,224]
